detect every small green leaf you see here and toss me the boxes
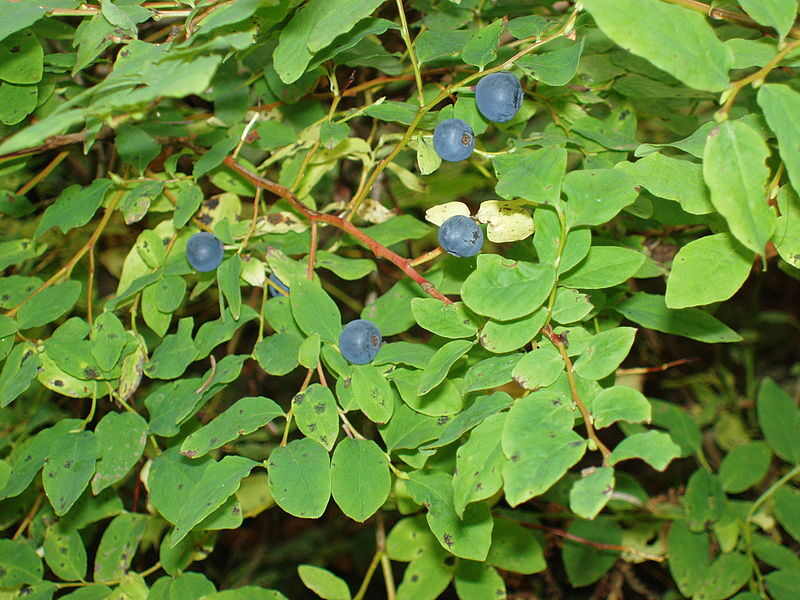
[738,0,797,40]
[405,470,494,560]
[512,346,563,390]
[463,354,521,394]
[351,364,394,423]
[298,565,351,600]
[217,255,242,320]
[774,486,800,544]
[562,517,621,586]
[461,18,502,68]
[331,438,390,522]
[291,279,342,344]
[293,384,338,451]
[422,391,512,450]
[493,147,567,206]
[116,124,160,173]
[298,333,321,370]
[592,386,651,429]
[609,430,680,471]
[417,339,473,396]
[560,246,645,290]
[411,298,480,339]
[569,467,614,520]
[757,377,800,463]
[452,413,505,517]
[719,441,771,494]
[254,333,303,376]
[395,546,455,600]
[16,280,82,330]
[0,538,43,587]
[35,179,112,239]
[615,292,742,343]
[315,251,375,280]
[90,312,128,372]
[564,168,637,228]
[43,430,97,516]
[703,120,776,255]
[668,520,709,597]
[462,254,555,321]
[684,469,726,531]
[517,38,584,86]
[268,438,331,518]
[181,396,284,459]
[693,552,751,600]
[92,412,147,495]
[573,327,636,380]
[0,29,43,84]
[479,309,546,354]
[486,518,545,574]
[93,512,148,581]
[453,561,506,600]
[0,342,40,407]
[145,317,197,380]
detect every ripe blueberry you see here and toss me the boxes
[268,273,290,297]
[433,118,475,162]
[475,72,523,123]
[339,319,382,365]
[438,215,484,258]
[186,232,224,272]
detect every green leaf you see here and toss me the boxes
[298,565,351,600]
[573,327,636,380]
[609,430,680,471]
[405,470,494,560]
[273,0,384,84]
[562,517,621,586]
[396,546,455,600]
[615,292,742,343]
[16,279,81,330]
[93,512,148,581]
[181,396,284,459]
[668,520,709,597]
[517,38,584,86]
[694,552,751,600]
[145,318,196,380]
[453,561,506,600]
[493,147,567,206]
[719,442,771,493]
[502,393,585,506]
[665,233,754,309]
[361,279,421,336]
[169,456,257,546]
[582,0,731,92]
[461,18,503,68]
[462,254,555,320]
[268,438,331,518]
[551,287,593,325]
[351,364,394,423]
[386,515,439,561]
[738,0,797,40]
[511,346,563,390]
[617,153,713,215]
[774,486,800,543]
[0,342,40,407]
[290,279,341,344]
[379,400,443,453]
[0,538,43,587]
[0,29,43,84]
[417,339,473,396]
[560,246,644,290]
[758,84,800,196]
[569,466,614,520]
[217,255,242,320]
[411,298,480,339]
[479,309,546,354]
[767,570,800,600]
[92,412,147,495]
[422,391,512,450]
[331,438,390,522]
[775,185,800,269]
[463,354,521,394]
[254,333,303,376]
[593,386,651,429]
[116,125,160,173]
[201,587,287,600]
[416,29,470,65]
[90,312,128,372]
[564,168,637,228]
[757,377,800,463]
[452,413,505,517]
[172,180,203,229]
[43,430,97,516]
[375,341,436,369]
[35,179,112,239]
[486,518,545,574]
[703,120,776,255]
[293,384,338,451]
[314,251,375,280]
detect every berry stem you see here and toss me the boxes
[223,157,453,304]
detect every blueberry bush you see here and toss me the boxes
[1,0,800,598]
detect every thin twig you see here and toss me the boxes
[16,150,69,195]
[660,0,800,38]
[617,358,698,375]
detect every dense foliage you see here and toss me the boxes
[1,0,800,598]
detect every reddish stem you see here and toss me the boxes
[222,156,452,304]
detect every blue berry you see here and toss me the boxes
[438,215,483,258]
[268,273,290,297]
[475,72,523,123]
[186,232,224,272]
[339,319,382,365]
[433,118,475,162]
